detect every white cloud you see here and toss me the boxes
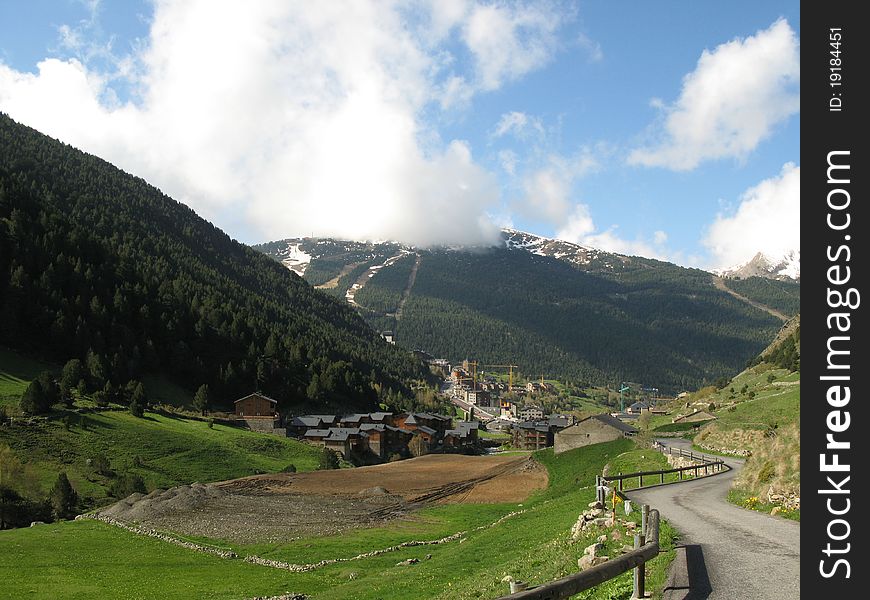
[518,149,600,223]
[492,110,544,139]
[0,0,571,246]
[702,163,800,270]
[628,18,799,171]
[576,32,603,63]
[556,206,670,260]
[462,2,563,91]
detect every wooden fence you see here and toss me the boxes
[495,507,660,600]
[496,443,729,599]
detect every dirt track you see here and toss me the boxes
[219,453,545,503]
[97,454,546,544]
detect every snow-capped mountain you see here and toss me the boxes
[718,251,800,281]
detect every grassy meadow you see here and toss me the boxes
[0,438,679,600]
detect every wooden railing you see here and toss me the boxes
[495,443,730,599]
[495,506,660,600]
[602,445,729,492]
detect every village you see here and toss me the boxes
[230,356,718,464]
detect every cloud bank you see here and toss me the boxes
[0,0,570,246]
[702,162,800,270]
[628,18,799,171]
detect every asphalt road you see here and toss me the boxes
[625,439,800,599]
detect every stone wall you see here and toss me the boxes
[555,420,623,454]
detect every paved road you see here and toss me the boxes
[626,439,800,599]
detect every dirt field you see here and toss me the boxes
[96,454,547,544]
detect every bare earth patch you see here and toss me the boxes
[94,454,546,544]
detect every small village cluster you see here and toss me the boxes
[233,392,478,459]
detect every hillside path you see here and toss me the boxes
[712,276,789,322]
[393,253,421,322]
[626,439,799,599]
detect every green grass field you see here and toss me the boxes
[0,438,679,600]
[0,410,322,503]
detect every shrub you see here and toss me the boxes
[110,473,147,498]
[318,448,340,470]
[282,464,297,473]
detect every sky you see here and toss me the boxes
[0,0,800,271]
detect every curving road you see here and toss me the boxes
[626,439,800,599]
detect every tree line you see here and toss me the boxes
[0,113,432,415]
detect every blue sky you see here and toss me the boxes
[0,1,800,270]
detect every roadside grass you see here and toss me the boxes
[0,410,321,504]
[727,488,800,522]
[0,437,680,599]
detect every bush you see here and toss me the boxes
[110,473,147,498]
[90,454,113,477]
[318,448,340,470]
[282,464,297,473]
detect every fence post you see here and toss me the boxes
[679,468,683,480]
[660,472,664,484]
[632,532,646,598]
[641,504,649,536]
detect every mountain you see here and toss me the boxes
[718,250,800,281]
[0,113,429,413]
[255,231,798,393]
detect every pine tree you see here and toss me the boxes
[193,384,210,415]
[49,472,78,519]
[20,379,49,416]
[129,382,146,418]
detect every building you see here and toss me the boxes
[512,421,552,450]
[234,392,278,418]
[554,413,638,454]
[627,400,651,414]
[234,392,284,435]
[465,389,492,407]
[519,405,545,420]
[381,331,395,344]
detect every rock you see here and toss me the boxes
[425,554,432,560]
[587,508,603,518]
[619,545,635,554]
[501,575,515,583]
[597,535,608,543]
[30,521,45,527]
[592,556,609,566]
[588,501,604,509]
[591,517,609,528]
[584,542,605,557]
[770,506,781,516]
[610,530,622,541]
[625,521,637,530]
[396,558,419,566]
[578,555,594,570]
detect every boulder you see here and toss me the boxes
[584,542,605,557]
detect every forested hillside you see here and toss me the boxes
[0,114,428,413]
[259,236,789,393]
[722,276,800,317]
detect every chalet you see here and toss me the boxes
[443,421,478,450]
[234,393,284,435]
[339,413,372,427]
[359,423,410,458]
[307,427,369,458]
[554,414,638,454]
[393,412,451,440]
[234,392,278,418]
[288,415,326,437]
[672,410,717,424]
[627,400,651,414]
